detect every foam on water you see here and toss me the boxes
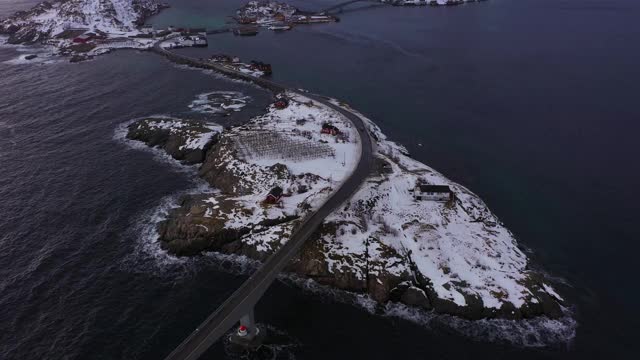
[189,91,252,115]
[278,272,576,348]
[383,302,577,348]
[0,40,63,65]
[117,180,215,276]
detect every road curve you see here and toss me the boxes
[154,42,374,360]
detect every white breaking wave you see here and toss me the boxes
[383,302,577,348]
[279,272,577,348]
[188,91,252,115]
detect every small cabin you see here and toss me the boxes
[264,186,284,204]
[73,33,93,43]
[250,61,272,75]
[192,35,208,47]
[321,123,340,136]
[413,184,454,202]
[274,98,289,109]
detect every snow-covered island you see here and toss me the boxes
[235,1,337,30]
[0,0,168,61]
[385,0,485,6]
[126,91,566,321]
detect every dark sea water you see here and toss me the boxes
[1,0,639,359]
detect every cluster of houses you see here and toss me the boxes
[209,54,241,63]
[235,0,336,32]
[162,28,208,49]
[208,54,273,77]
[392,0,485,6]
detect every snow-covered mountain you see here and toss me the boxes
[0,0,166,44]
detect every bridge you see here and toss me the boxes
[317,0,387,14]
[153,40,375,360]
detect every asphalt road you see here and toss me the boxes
[155,42,374,360]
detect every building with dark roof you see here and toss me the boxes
[413,184,454,202]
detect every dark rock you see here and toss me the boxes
[8,28,41,44]
[157,193,298,257]
[69,54,91,63]
[400,286,432,310]
[389,281,411,302]
[199,137,290,195]
[126,118,220,164]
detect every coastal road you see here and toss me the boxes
[154,42,374,360]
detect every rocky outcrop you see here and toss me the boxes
[0,1,53,44]
[157,193,298,257]
[126,118,221,164]
[199,135,291,195]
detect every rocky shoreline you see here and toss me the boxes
[125,92,566,321]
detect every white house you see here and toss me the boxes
[413,184,453,202]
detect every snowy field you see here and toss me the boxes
[247,92,361,185]
[180,91,361,255]
[322,98,564,311]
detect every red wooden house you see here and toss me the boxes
[321,123,340,136]
[274,98,289,109]
[250,61,272,75]
[263,186,284,204]
[73,33,94,43]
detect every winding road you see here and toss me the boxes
[154,41,375,360]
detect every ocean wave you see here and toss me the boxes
[383,302,577,348]
[118,180,215,277]
[1,41,63,65]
